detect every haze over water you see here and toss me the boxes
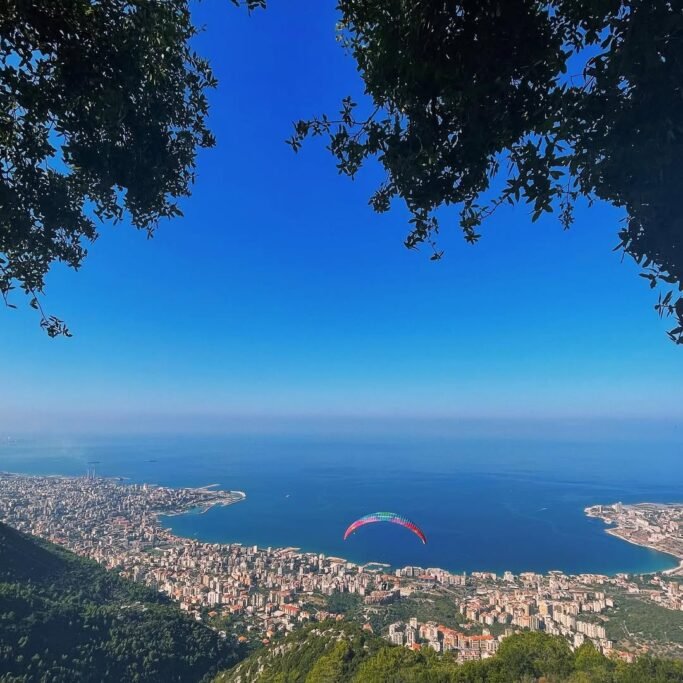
[1,429,681,575]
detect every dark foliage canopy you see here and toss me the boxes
[290,0,683,343]
[0,0,261,335]
[3,0,681,342]
[219,620,683,682]
[0,521,244,682]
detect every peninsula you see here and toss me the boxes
[585,502,683,576]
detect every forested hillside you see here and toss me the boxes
[217,622,683,683]
[0,521,244,682]
[3,519,683,683]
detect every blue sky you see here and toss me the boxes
[1,1,682,434]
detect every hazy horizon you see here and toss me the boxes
[1,413,681,444]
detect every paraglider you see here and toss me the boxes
[343,512,427,544]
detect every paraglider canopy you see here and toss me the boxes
[343,512,427,544]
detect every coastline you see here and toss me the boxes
[1,471,633,655]
[603,528,683,575]
[165,496,676,578]
[3,468,679,578]
[586,504,683,576]
[152,486,246,518]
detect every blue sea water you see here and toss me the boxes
[1,432,681,575]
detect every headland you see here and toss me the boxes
[585,502,683,576]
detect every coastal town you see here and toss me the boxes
[586,502,683,577]
[2,472,683,661]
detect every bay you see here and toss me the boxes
[1,432,680,575]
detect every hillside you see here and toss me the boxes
[217,621,683,683]
[3,520,683,683]
[0,521,244,682]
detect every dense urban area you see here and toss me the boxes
[2,473,683,662]
[587,503,683,577]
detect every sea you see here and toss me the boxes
[1,431,681,576]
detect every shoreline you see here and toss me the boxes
[603,528,683,575]
[7,471,675,656]
[164,505,674,579]
[3,470,678,579]
[0,468,247,529]
[586,504,683,576]
[152,487,246,519]
[151,487,682,578]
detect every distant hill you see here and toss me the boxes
[216,621,683,683]
[0,521,243,682]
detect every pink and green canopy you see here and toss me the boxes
[343,512,427,544]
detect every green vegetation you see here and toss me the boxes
[4,2,683,344]
[325,592,363,615]
[0,521,244,682]
[366,591,468,635]
[606,595,683,649]
[217,621,683,683]
[292,1,683,343]
[215,623,385,683]
[0,0,264,333]
[321,588,471,634]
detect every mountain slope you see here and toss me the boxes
[216,621,683,683]
[0,521,243,682]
